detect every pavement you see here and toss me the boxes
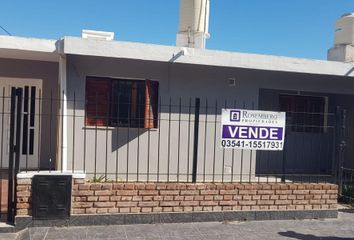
[2,210,354,240]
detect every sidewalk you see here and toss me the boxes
[6,210,354,240]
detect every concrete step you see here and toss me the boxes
[0,222,15,233]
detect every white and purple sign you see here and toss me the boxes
[221,109,286,151]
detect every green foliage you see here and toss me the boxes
[341,185,354,207]
[89,175,109,183]
[88,175,124,183]
[343,185,354,198]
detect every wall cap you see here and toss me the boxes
[17,171,86,179]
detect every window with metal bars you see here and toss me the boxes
[279,94,328,133]
[85,77,159,128]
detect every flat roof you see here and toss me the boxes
[0,35,59,62]
[63,37,354,77]
[1,35,354,77]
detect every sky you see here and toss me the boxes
[0,0,353,60]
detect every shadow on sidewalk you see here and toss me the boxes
[278,231,354,240]
[338,209,354,214]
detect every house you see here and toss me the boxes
[0,0,353,226]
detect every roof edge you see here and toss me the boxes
[63,36,354,77]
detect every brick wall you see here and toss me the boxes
[16,178,338,216]
[16,178,32,216]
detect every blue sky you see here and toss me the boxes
[0,0,353,59]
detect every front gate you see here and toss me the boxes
[0,82,43,224]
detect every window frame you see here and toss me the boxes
[85,76,159,129]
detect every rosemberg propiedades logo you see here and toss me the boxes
[230,110,241,122]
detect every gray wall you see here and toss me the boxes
[0,58,59,170]
[65,55,354,181]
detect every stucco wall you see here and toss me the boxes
[64,55,354,181]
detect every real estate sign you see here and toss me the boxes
[221,109,286,151]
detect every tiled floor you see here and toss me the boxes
[11,210,354,240]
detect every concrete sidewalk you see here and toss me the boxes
[5,210,354,240]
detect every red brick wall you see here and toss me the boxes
[16,179,32,216]
[16,178,338,216]
[71,180,337,215]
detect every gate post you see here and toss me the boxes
[192,98,200,183]
[7,88,23,224]
[7,88,16,223]
[281,128,288,183]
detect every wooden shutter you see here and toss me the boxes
[144,80,159,129]
[85,77,111,126]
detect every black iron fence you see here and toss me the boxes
[0,88,349,184]
[339,168,354,202]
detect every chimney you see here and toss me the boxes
[176,0,210,49]
[328,13,354,62]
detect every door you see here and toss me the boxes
[0,78,42,171]
[278,94,334,175]
[256,89,337,180]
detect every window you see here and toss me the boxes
[279,94,328,133]
[85,77,159,128]
[22,86,36,155]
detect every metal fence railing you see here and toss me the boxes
[0,89,345,184]
[339,168,354,203]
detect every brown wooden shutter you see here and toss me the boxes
[144,80,159,128]
[85,77,111,126]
